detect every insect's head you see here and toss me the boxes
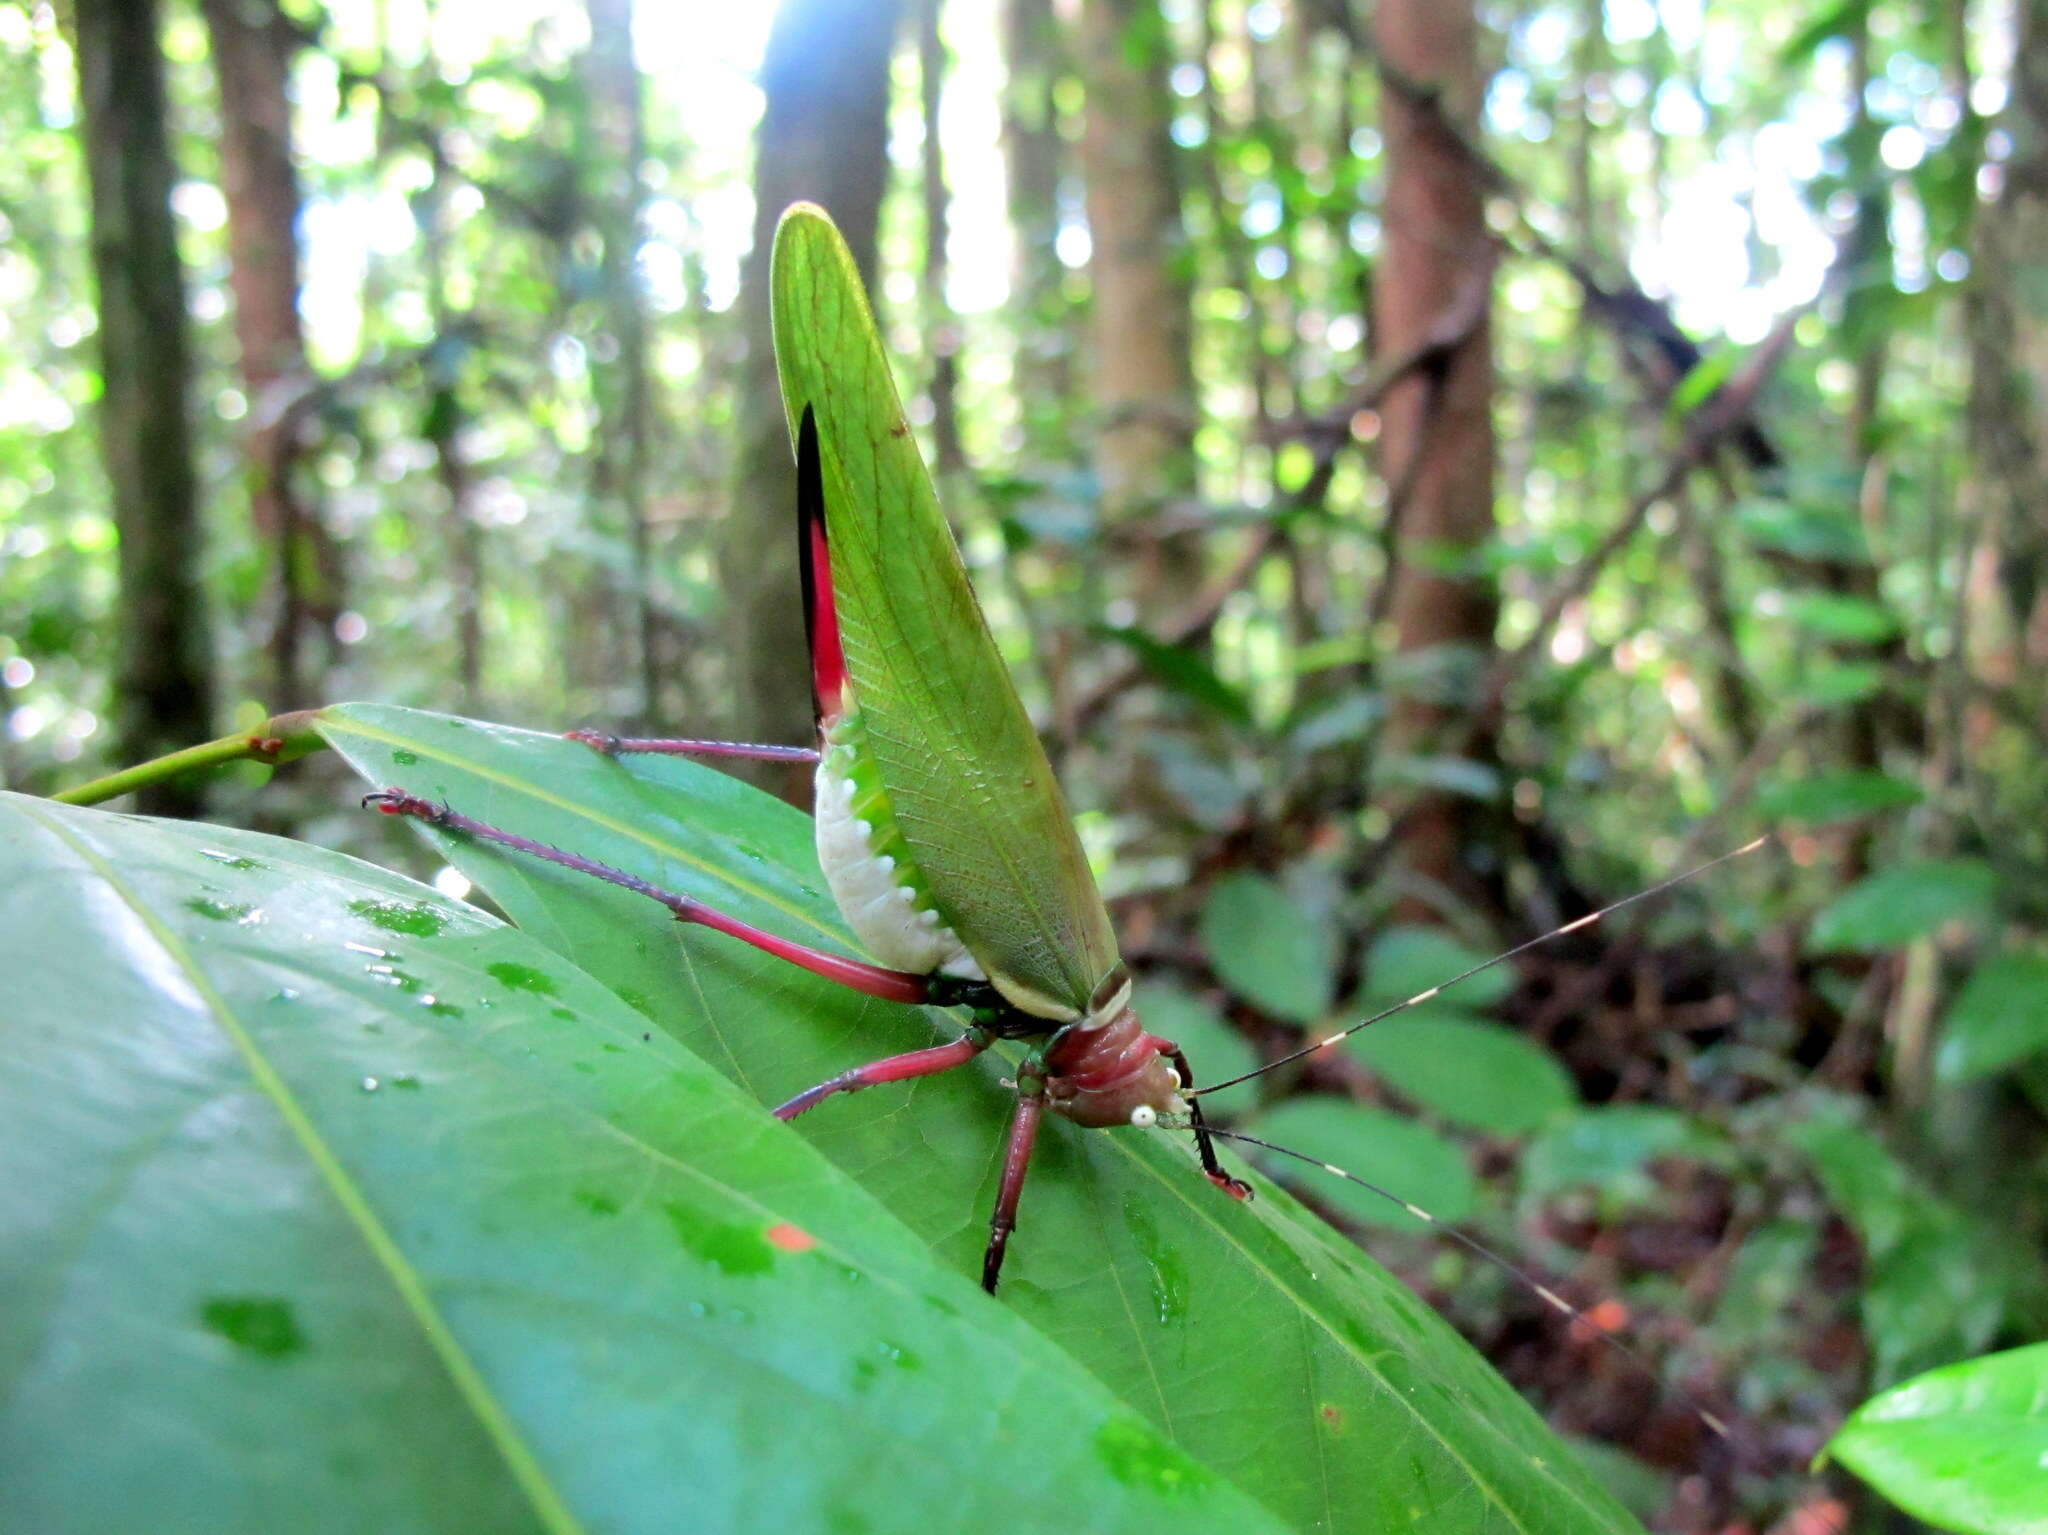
[1041,973,1189,1130]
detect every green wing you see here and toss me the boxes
[771,203,1121,1021]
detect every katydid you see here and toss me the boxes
[366,203,1764,1354]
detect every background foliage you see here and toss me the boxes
[4,0,2047,1530]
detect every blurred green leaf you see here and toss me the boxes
[1828,1343,2048,1535]
[1286,691,1384,753]
[1737,497,1869,563]
[1350,1011,1576,1136]
[1520,1106,1713,1202]
[1198,871,1335,1023]
[1133,979,1261,1092]
[1379,754,1503,802]
[1241,1099,1476,1231]
[1363,924,1515,1008]
[1787,1114,2009,1379]
[1934,951,2048,1083]
[1756,770,1922,826]
[1806,859,1999,953]
[1095,624,1254,725]
[1783,591,1901,644]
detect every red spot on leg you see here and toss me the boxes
[1208,1171,1253,1201]
[765,1221,816,1254]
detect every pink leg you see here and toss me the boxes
[773,1030,991,1119]
[566,731,820,765]
[981,1083,1047,1293]
[365,790,930,1005]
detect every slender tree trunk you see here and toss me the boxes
[723,0,900,777]
[418,133,482,713]
[1077,0,1197,616]
[1002,0,1068,451]
[1964,0,2048,730]
[919,0,964,477]
[201,0,332,710]
[75,0,217,816]
[584,0,661,721]
[1372,0,1498,904]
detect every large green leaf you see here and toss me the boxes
[324,703,1640,1534]
[0,793,1290,1535]
[1827,1343,2048,1535]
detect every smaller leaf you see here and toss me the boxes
[1786,1116,1921,1257]
[1241,1099,1475,1231]
[1135,979,1261,1093]
[1783,590,1901,643]
[1934,951,2048,1084]
[1199,873,1335,1024]
[1737,496,1868,563]
[1349,1012,1576,1135]
[1520,1106,1711,1202]
[1827,1343,2048,1535]
[1363,924,1514,1008]
[1378,754,1503,802]
[1756,770,1922,826]
[1095,624,1254,724]
[1286,692,1384,754]
[1799,661,1888,707]
[1806,859,1999,953]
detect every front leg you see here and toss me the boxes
[774,1029,992,1119]
[981,1076,1048,1293]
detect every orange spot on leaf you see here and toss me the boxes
[765,1221,816,1253]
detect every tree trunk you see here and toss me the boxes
[1964,0,2048,729]
[584,0,662,721]
[75,0,217,816]
[201,0,332,711]
[1077,0,1197,616]
[723,0,900,778]
[1002,0,1069,448]
[1372,0,1498,904]
[919,0,964,478]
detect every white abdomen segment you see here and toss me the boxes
[814,759,984,981]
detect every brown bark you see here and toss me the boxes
[1964,0,2048,730]
[584,0,661,720]
[201,0,333,710]
[1078,0,1197,613]
[1372,0,1498,903]
[723,0,900,777]
[1002,0,1068,443]
[75,0,217,816]
[919,0,964,477]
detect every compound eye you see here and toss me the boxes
[1129,1105,1158,1129]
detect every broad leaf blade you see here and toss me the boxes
[1827,1343,2048,1535]
[771,203,1119,1018]
[0,792,1289,1535]
[324,703,1641,1535]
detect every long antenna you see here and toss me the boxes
[1189,836,1771,1098]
